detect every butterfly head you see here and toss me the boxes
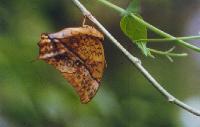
[41,33,48,39]
[38,33,66,60]
[38,33,55,59]
[38,33,51,45]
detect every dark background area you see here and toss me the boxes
[0,0,200,127]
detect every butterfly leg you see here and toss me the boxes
[82,16,87,27]
[82,16,91,28]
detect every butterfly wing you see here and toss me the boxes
[38,26,105,103]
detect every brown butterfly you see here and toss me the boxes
[38,25,106,103]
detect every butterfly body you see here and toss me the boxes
[38,26,105,103]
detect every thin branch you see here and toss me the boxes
[98,0,200,52]
[71,0,200,116]
[148,47,188,62]
[136,36,200,43]
[149,48,188,57]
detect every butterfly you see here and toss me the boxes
[38,25,106,103]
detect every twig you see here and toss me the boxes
[148,47,188,62]
[149,48,188,57]
[71,0,200,116]
[136,36,200,43]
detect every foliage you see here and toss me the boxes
[121,0,150,56]
[120,14,150,56]
[111,0,199,61]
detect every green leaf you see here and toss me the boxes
[126,0,141,13]
[120,14,149,56]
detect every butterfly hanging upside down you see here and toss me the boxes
[38,25,106,103]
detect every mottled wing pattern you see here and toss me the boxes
[49,26,105,82]
[38,26,105,103]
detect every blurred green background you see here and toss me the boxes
[0,0,200,127]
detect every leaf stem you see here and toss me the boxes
[97,0,200,52]
[149,48,188,57]
[97,0,126,15]
[136,36,200,42]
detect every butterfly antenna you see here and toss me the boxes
[29,57,39,63]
